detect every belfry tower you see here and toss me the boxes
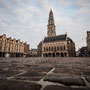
[47,9,56,37]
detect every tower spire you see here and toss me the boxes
[47,9,56,37]
[50,8,52,12]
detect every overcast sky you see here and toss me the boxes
[0,0,90,51]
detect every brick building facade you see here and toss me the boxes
[0,34,30,57]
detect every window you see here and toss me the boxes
[57,46,59,50]
[46,47,48,51]
[49,47,50,51]
[52,47,53,51]
[44,47,45,51]
[54,46,56,51]
[0,46,1,50]
[63,46,66,50]
[60,46,62,50]
[0,41,1,45]
[4,46,6,51]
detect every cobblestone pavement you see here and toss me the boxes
[0,57,90,90]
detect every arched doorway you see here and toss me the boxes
[61,53,64,57]
[0,52,2,57]
[48,53,51,57]
[64,53,67,57]
[45,53,48,57]
[56,53,60,57]
[3,52,6,57]
[89,52,90,57]
[52,53,55,57]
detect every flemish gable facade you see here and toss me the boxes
[0,34,30,57]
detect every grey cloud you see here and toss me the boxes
[0,0,90,50]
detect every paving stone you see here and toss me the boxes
[15,70,46,81]
[0,79,42,90]
[44,74,85,86]
[83,70,90,75]
[14,64,52,81]
[0,69,20,77]
[71,87,90,90]
[30,65,53,72]
[44,85,70,90]
[54,67,82,75]
[44,85,89,90]
[85,76,90,82]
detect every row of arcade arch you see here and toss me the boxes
[43,52,67,57]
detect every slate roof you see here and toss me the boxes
[38,41,43,46]
[43,34,67,43]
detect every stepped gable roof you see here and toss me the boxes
[0,34,4,38]
[87,31,90,33]
[0,36,3,38]
[43,34,67,43]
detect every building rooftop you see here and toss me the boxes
[38,41,43,46]
[87,31,90,33]
[43,34,67,43]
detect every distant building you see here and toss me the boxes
[76,46,88,57]
[30,49,38,57]
[87,31,90,56]
[24,42,30,57]
[0,34,30,57]
[38,9,76,57]
[37,41,43,57]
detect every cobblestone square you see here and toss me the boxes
[0,57,90,90]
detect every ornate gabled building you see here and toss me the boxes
[0,34,30,57]
[38,9,76,57]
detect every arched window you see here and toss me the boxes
[52,47,53,51]
[50,47,52,51]
[47,47,48,51]
[49,47,50,51]
[46,47,48,51]
[63,46,66,50]
[57,46,59,50]
[54,46,56,51]
[44,47,45,51]
[60,46,62,50]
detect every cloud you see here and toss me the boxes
[0,0,90,50]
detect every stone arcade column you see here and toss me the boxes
[42,53,43,57]
[67,53,69,57]
[55,53,56,57]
